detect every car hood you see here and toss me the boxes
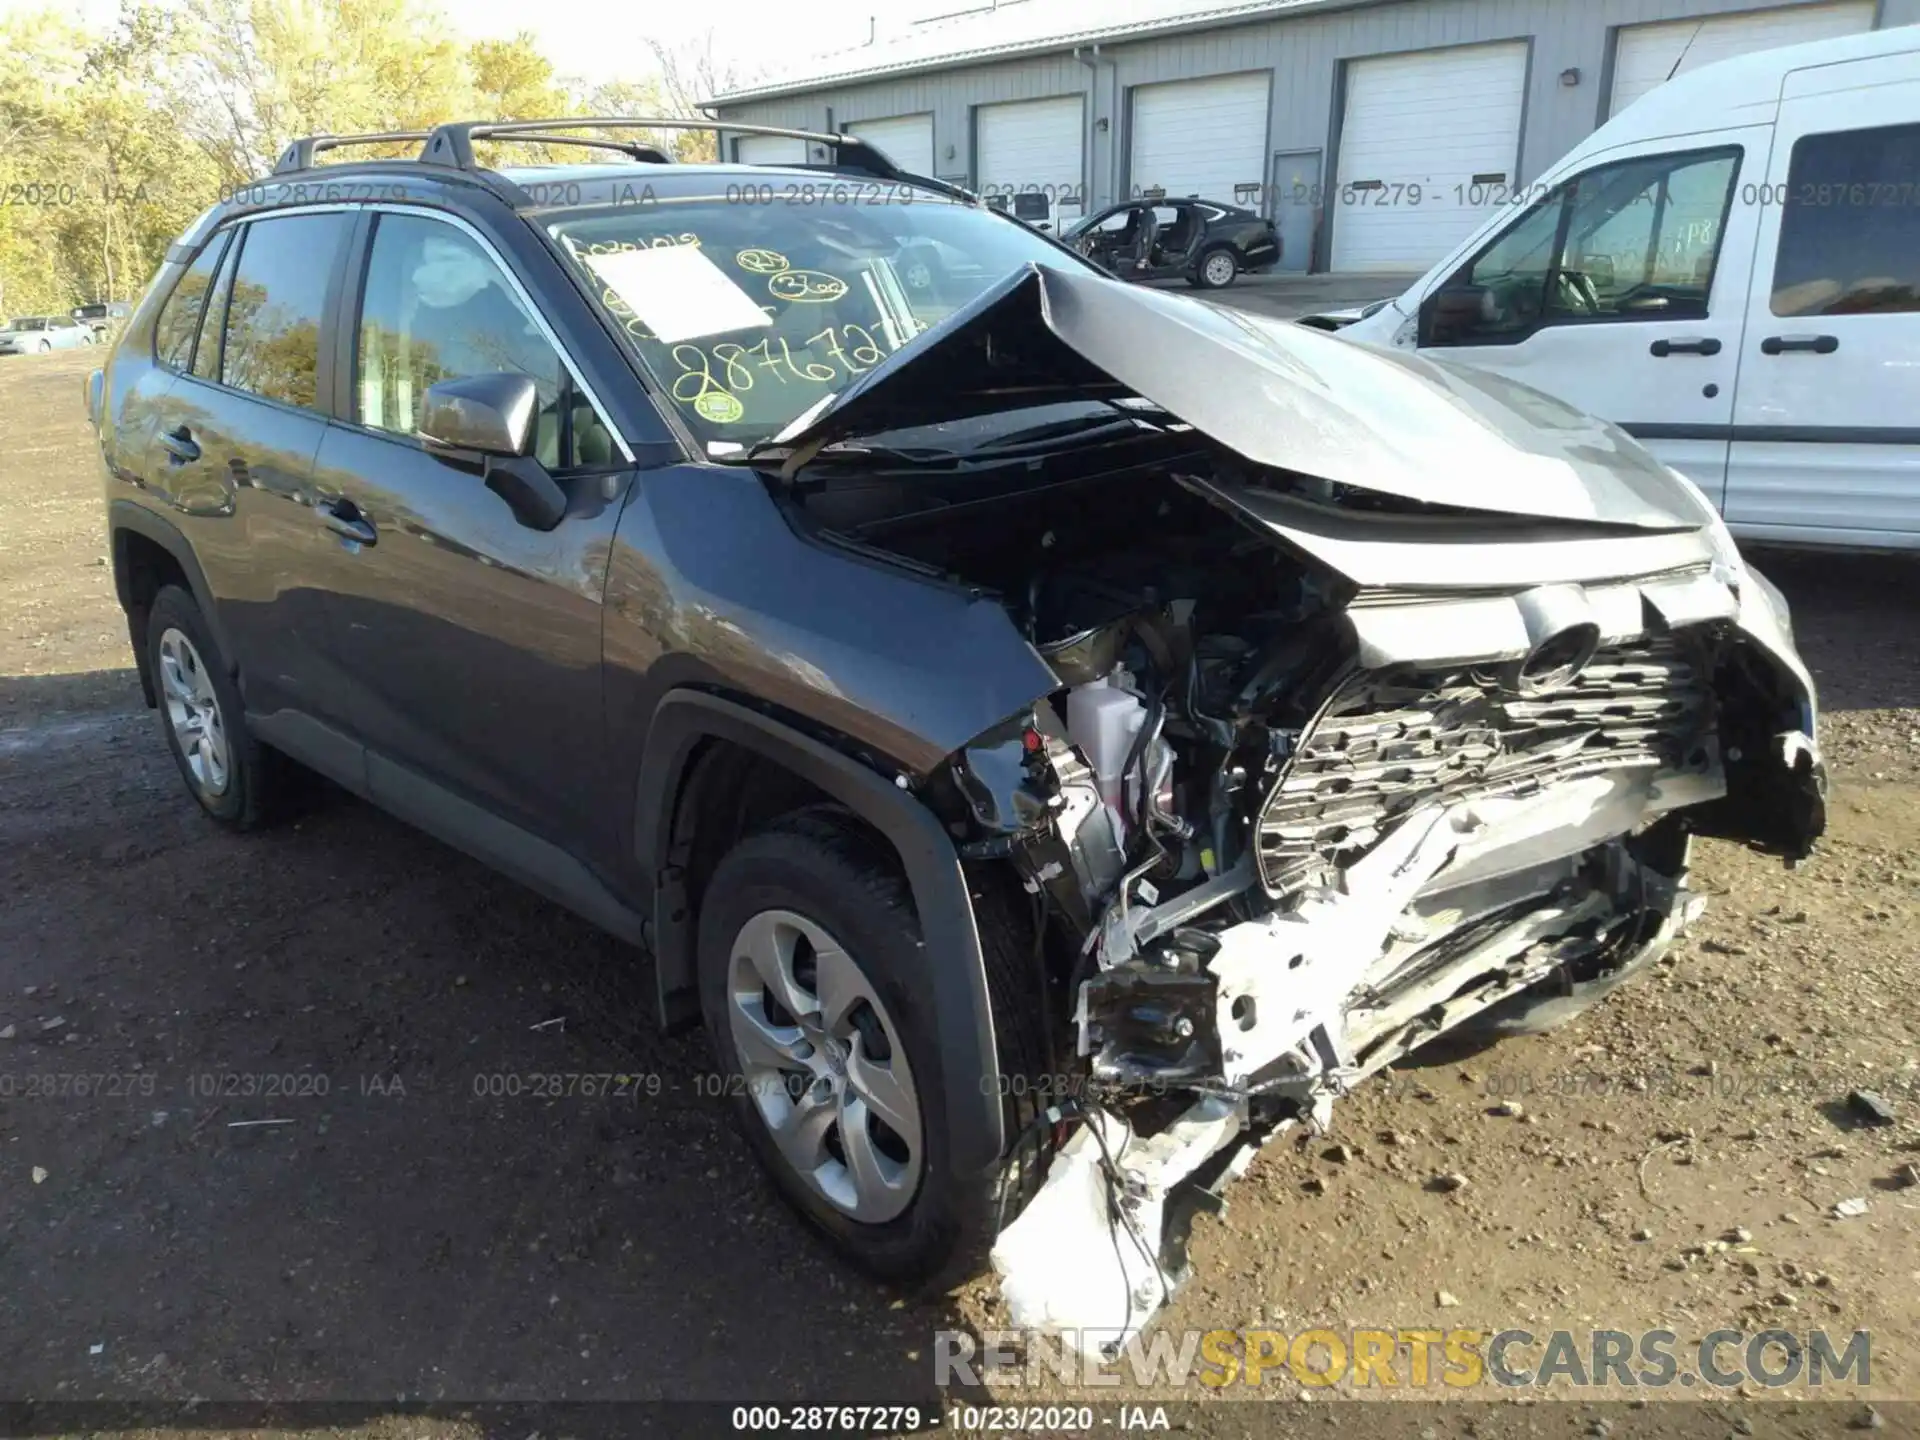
[776,264,1711,532]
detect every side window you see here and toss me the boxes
[221,211,351,411]
[1093,208,1132,234]
[191,232,241,382]
[355,212,598,468]
[1548,149,1738,319]
[1434,147,1739,344]
[1772,122,1920,318]
[153,236,227,371]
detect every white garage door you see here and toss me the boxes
[733,135,808,165]
[977,95,1085,224]
[846,114,935,176]
[1610,1,1876,116]
[1331,41,1528,272]
[1129,72,1269,208]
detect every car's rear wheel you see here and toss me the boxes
[696,806,1047,1286]
[145,585,291,829]
[1191,246,1239,290]
[36,339,51,353]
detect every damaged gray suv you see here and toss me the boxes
[89,120,1825,1349]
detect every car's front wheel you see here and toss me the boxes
[1191,246,1239,290]
[145,585,291,828]
[697,806,1043,1286]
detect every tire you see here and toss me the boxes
[696,806,1047,1288]
[36,340,51,353]
[144,584,290,829]
[1191,246,1239,290]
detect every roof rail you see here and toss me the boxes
[273,130,433,175]
[419,116,904,180]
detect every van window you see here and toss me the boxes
[220,212,351,411]
[1771,122,1920,318]
[1437,147,1739,344]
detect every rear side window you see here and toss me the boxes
[1771,122,1920,317]
[191,234,241,382]
[220,211,351,410]
[153,236,228,370]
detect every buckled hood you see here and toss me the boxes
[776,263,1712,533]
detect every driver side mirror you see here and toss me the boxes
[1419,283,1493,346]
[419,373,567,532]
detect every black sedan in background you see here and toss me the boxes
[1061,198,1280,290]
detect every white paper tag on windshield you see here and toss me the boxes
[583,245,772,344]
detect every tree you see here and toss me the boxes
[640,30,760,161]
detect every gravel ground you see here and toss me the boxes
[3,346,1918,1439]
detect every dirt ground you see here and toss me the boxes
[3,345,1918,1440]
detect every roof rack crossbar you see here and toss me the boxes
[479,131,676,164]
[273,130,433,175]
[418,116,906,182]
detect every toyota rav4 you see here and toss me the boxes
[87,119,1826,1351]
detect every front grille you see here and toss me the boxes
[1253,636,1716,898]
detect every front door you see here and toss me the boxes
[1416,131,1767,509]
[312,208,631,851]
[1725,68,1920,545]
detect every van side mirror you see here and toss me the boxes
[419,373,566,532]
[1420,284,1493,346]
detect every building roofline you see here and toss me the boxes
[705,0,1369,106]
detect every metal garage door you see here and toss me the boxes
[1610,1,1876,117]
[847,114,935,176]
[1331,41,1528,272]
[977,95,1085,226]
[733,135,808,165]
[1128,72,1270,208]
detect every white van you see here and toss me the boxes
[1336,25,1920,551]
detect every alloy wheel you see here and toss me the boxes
[1204,251,1236,287]
[157,627,230,796]
[726,908,923,1223]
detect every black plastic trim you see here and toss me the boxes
[1621,423,1920,444]
[634,689,1005,1176]
[107,500,235,673]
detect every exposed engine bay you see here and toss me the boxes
[789,437,1825,1354]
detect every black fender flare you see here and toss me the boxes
[635,689,1006,1176]
[108,500,235,679]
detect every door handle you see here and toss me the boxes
[316,497,377,546]
[160,426,200,464]
[1649,337,1721,357]
[1760,334,1838,355]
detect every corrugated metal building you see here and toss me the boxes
[709,0,1918,271]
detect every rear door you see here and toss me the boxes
[312,208,631,851]
[144,210,357,723]
[1725,66,1920,546]
[1416,133,1765,507]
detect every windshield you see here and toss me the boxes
[7,318,47,331]
[545,188,1091,449]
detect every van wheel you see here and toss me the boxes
[696,806,1047,1287]
[1191,246,1239,290]
[145,585,291,829]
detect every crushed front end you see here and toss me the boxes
[943,493,1823,1355]
[769,264,1824,1352]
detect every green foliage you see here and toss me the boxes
[0,0,703,313]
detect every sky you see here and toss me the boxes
[0,0,934,90]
